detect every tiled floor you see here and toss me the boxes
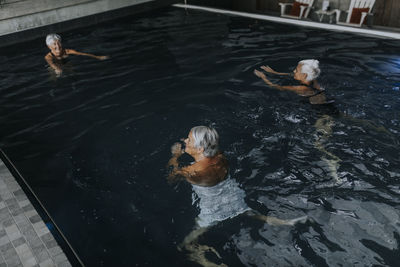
[0,160,71,267]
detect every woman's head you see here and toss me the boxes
[294,59,320,82]
[46,34,63,56]
[185,126,219,157]
[46,34,61,46]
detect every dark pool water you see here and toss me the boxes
[1,6,400,267]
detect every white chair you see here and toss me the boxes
[333,0,376,27]
[279,0,315,19]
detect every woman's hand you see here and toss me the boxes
[55,68,63,76]
[254,69,275,86]
[97,55,109,60]
[261,65,275,73]
[254,69,266,79]
[171,142,184,156]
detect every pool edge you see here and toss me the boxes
[174,4,400,40]
[0,149,83,267]
[0,0,179,48]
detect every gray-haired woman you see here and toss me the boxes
[254,59,330,105]
[45,33,108,76]
[168,126,227,187]
[256,61,342,185]
[168,126,307,266]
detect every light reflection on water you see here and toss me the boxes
[0,7,399,267]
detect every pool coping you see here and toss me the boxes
[0,150,81,266]
[174,4,400,40]
[0,0,178,48]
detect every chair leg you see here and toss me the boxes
[317,13,324,22]
[360,12,368,26]
[304,7,312,18]
[333,9,341,23]
[280,5,287,16]
[299,6,306,18]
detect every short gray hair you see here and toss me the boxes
[191,126,219,157]
[299,59,320,81]
[46,34,61,46]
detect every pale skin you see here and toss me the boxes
[167,130,308,266]
[45,40,109,75]
[254,64,324,98]
[167,131,228,187]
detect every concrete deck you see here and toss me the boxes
[0,0,153,35]
[0,0,177,47]
[0,159,72,267]
[0,0,92,21]
[175,4,400,39]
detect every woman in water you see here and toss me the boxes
[45,33,108,76]
[255,60,343,185]
[254,59,330,105]
[168,126,307,267]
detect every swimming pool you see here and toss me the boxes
[0,6,399,266]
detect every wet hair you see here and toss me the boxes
[299,59,320,81]
[46,33,61,46]
[191,126,219,157]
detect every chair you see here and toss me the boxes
[333,0,376,27]
[279,0,315,19]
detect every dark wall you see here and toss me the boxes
[374,0,400,28]
[188,0,281,14]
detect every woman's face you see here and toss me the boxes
[48,40,63,56]
[184,131,198,156]
[293,64,306,81]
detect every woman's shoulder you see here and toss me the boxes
[44,52,52,59]
[212,153,229,165]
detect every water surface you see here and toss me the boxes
[0,7,399,266]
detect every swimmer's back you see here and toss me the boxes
[193,153,229,187]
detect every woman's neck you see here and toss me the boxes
[193,153,207,163]
[52,49,66,59]
[301,79,313,86]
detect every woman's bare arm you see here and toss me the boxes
[168,161,203,185]
[66,49,109,60]
[167,150,215,186]
[261,65,291,76]
[44,53,62,75]
[254,69,309,94]
[167,142,189,183]
[172,165,216,186]
[167,143,184,169]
